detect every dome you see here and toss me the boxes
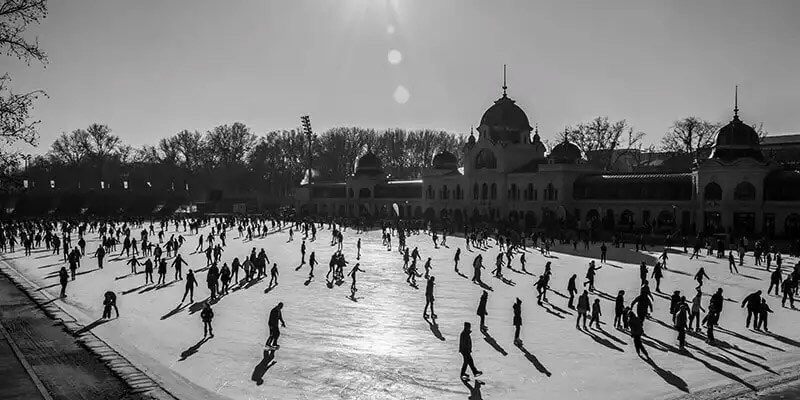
[710,114,763,161]
[548,138,582,164]
[480,94,533,143]
[354,152,384,177]
[432,151,458,170]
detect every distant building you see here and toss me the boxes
[296,82,800,238]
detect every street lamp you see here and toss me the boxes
[300,115,314,185]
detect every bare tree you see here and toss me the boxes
[661,117,720,155]
[205,122,257,168]
[0,0,48,182]
[48,129,90,166]
[565,116,644,170]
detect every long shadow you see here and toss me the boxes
[179,337,209,361]
[605,263,623,269]
[763,331,800,349]
[716,328,784,352]
[596,327,628,346]
[188,297,218,315]
[515,342,552,377]
[669,269,693,277]
[593,289,616,302]
[154,280,177,291]
[549,290,568,300]
[38,262,63,269]
[461,378,484,400]
[75,268,100,277]
[74,318,111,336]
[481,329,508,356]
[251,349,277,385]
[496,276,516,286]
[474,280,493,292]
[542,304,566,320]
[738,274,760,280]
[161,303,190,320]
[581,328,624,352]
[424,316,445,341]
[122,284,149,295]
[645,357,689,393]
[548,303,574,316]
[714,338,767,361]
[455,271,469,279]
[685,346,758,392]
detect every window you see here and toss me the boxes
[490,183,497,200]
[734,182,756,201]
[50,180,55,189]
[475,149,498,169]
[442,185,449,200]
[482,183,488,200]
[527,184,533,201]
[123,181,129,190]
[100,181,105,190]
[473,183,479,200]
[704,182,722,201]
[23,179,29,189]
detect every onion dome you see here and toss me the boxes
[710,87,764,161]
[432,151,458,170]
[531,124,547,154]
[354,152,384,177]
[480,94,533,143]
[548,138,582,164]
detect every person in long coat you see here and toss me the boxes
[477,291,489,331]
[512,298,522,344]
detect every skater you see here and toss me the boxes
[265,302,286,348]
[59,266,69,297]
[172,254,187,280]
[102,291,118,319]
[689,289,705,332]
[477,291,489,331]
[144,258,154,284]
[567,274,578,309]
[614,290,625,329]
[651,262,664,292]
[182,269,198,303]
[695,267,710,290]
[520,252,527,273]
[584,261,601,292]
[201,302,214,338]
[95,245,106,269]
[576,290,590,329]
[768,267,782,296]
[756,299,773,331]
[669,291,682,324]
[220,263,231,295]
[782,276,796,308]
[728,251,739,274]
[126,256,139,274]
[675,298,690,349]
[356,238,361,260]
[512,298,522,344]
[424,276,436,318]
[589,298,602,329]
[268,263,279,287]
[459,322,482,380]
[741,290,763,329]
[347,263,364,296]
[454,248,461,272]
[628,311,649,359]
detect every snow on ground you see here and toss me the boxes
[3,223,800,400]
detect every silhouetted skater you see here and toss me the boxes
[782,277,796,308]
[675,297,689,349]
[454,248,461,272]
[669,291,681,324]
[265,302,286,349]
[59,266,69,297]
[728,251,739,274]
[652,262,664,292]
[308,251,317,278]
[220,263,231,295]
[126,256,139,274]
[631,291,654,324]
[102,291,118,319]
[424,276,437,318]
[459,322,482,380]
[157,259,167,285]
[520,253,527,273]
[472,255,485,284]
[347,263,364,296]
[590,298,602,329]
[628,311,649,359]
[182,269,198,303]
[757,299,773,331]
[741,290,763,329]
[201,302,214,338]
[356,238,361,260]
[689,289,705,332]
[172,254,187,280]
[567,274,578,309]
[695,267,710,290]
[300,240,306,265]
[423,257,433,279]
[576,290,590,329]
[768,267,782,296]
[144,258,154,284]
[584,261,601,291]
[477,291,488,331]
[614,290,625,329]
[513,298,522,344]
[95,245,106,269]
[268,263,279,287]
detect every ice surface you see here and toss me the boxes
[4,224,800,400]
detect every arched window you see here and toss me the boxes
[786,214,800,237]
[734,182,756,201]
[704,182,722,201]
[348,188,354,198]
[490,183,497,200]
[456,184,462,200]
[546,183,555,201]
[475,149,498,169]
[510,184,517,201]
[426,185,434,199]
[527,184,533,201]
[442,185,449,200]
[481,183,488,200]
[473,183,479,200]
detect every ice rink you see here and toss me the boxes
[3,222,800,400]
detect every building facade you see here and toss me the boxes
[295,85,800,238]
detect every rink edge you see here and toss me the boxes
[0,256,178,400]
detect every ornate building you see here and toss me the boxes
[295,83,800,238]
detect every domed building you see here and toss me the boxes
[296,79,798,238]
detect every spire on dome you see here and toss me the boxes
[502,64,507,97]
[734,85,739,119]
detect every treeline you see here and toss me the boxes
[23,123,466,194]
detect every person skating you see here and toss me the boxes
[702,288,724,329]
[300,240,306,265]
[728,251,739,274]
[424,276,437,319]
[639,262,649,286]
[471,255,485,284]
[768,267,782,296]
[220,263,231,295]
[477,291,489,331]
[459,322,482,380]
[207,263,219,300]
[584,261,601,292]
[172,254,187,280]
[741,290,763,329]
[782,276,796,308]
[589,298,602,329]
[651,262,664,292]
[631,290,654,324]
[181,269,198,303]
[268,263,279,287]
[614,290,625,329]
[59,266,69,297]
[126,256,139,274]
[695,267,710,290]
[308,251,317,278]
[102,291,118,319]
[347,263,364,297]
[576,290,590,330]
[675,297,689,349]
[669,291,681,324]
[756,298,774,331]
[689,289,705,332]
[423,257,433,279]
[201,302,214,338]
[144,258,154,284]
[157,258,168,285]
[454,248,461,272]
[356,238,361,260]
[512,298,522,344]
[265,302,286,349]
[95,245,106,269]
[628,311,649,359]
[567,274,578,309]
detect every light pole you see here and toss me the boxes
[301,115,314,185]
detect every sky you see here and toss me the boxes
[5,0,800,154]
